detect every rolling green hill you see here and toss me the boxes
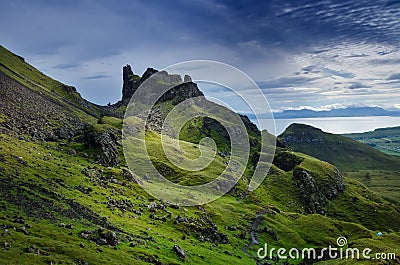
[1,45,399,264]
[280,123,400,172]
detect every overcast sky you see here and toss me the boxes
[1,0,400,112]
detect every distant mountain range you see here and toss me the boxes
[272,107,400,119]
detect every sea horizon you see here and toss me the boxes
[251,116,400,136]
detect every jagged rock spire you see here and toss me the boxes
[122,64,141,103]
[122,65,134,102]
[120,65,203,105]
[184,74,192,83]
[140,67,158,83]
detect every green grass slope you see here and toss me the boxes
[280,123,400,172]
[2,130,399,264]
[343,170,400,206]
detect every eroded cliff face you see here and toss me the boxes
[120,65,203,105]
[121,65,141,104]
[292,167,345,215]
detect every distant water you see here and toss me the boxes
[252,116,400,136]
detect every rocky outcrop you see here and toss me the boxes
[292,167,344,214]
[140,67,158,83]
[174,214,229,244]
[273,151,303,171]
[165,82,204,105]
[62,85,77,94]
[122,168,142,184]
[93,228,119,246]
[183,74,192,83]
[239,114,261,137]
[120,65,204,106]
[84,126,120,167]
[173,245,186,260]
[122,65,141,103]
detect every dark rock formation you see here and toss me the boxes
[167,82,204,105]
[273,151,303,171]
[292,167,344,214]
[183,74,192,83]
[84,126,120,167]
[119,65,204,107]
[122,65,141,103]
[174,214,229,244]
[173,244,186,260]
[239,114,261,136]
[62,85,77,94]
[140,67,158,83]
[122,167,142,184]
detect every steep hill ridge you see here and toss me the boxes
[0,45,105,119]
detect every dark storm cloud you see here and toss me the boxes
[0,0,399,105]
[82,74,112,80]
[53,63,80,69]
[348,82,371,89]
[345,54,369,58]
[387,73,400,80]
[368,58,400,65]
[2,0,399,62]
[257,76,321,89]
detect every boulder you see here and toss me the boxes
[122,168,142,184]
[103,231,119,246]
[84,126,120,167]
[173,244,186,260]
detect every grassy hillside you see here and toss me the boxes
[2,129,399,264]
[344,126,400,156]
[343,170,400,205]
[280,123,400,172]
[1,45,399,264]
